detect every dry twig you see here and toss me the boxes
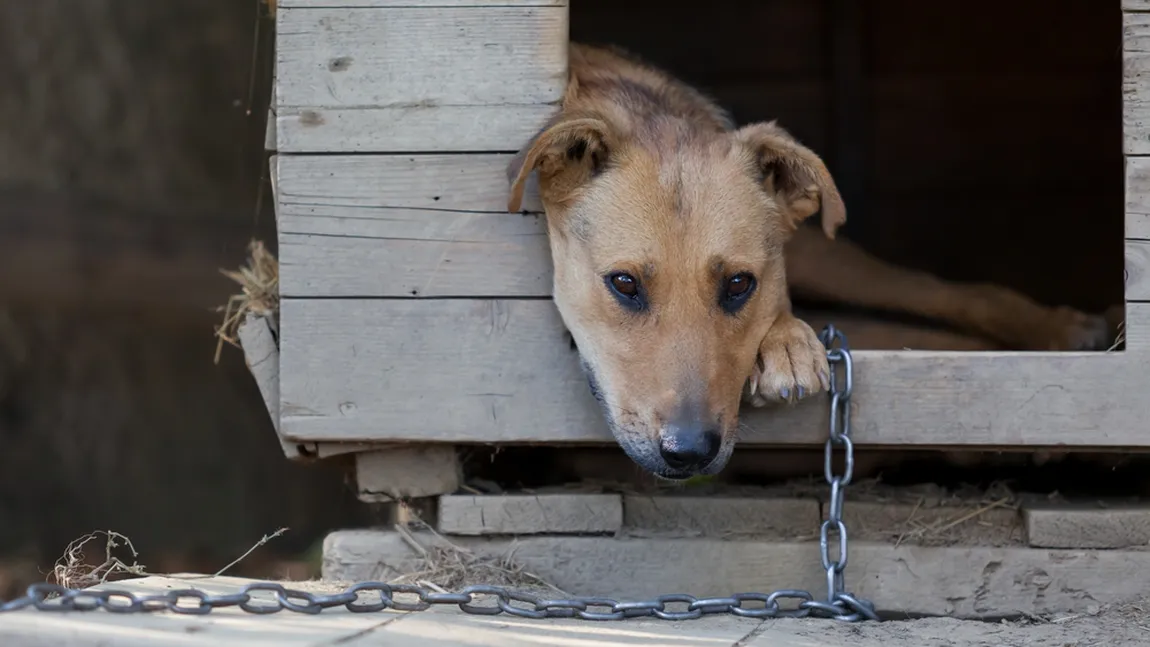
[52,531,147,589]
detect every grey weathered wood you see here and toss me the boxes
[323,529,1150,618]
[1025,503,1150,549]
[356,446,461,501]
[275,154,547,297]
[1127,239,1150,300]
[236,314,300,459]
[274,5,564,153]
[1126,155,1150,239]
[276,105,557,153]
[1126,13,1150,154]
[279,298,1150,447]
[281,0,567,5]
[1127,302,1150,350]
[439,493,622,535]
[622,495,819,538]
[1126,0,1150,11]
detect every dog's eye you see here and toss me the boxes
[720,273,756,313]
[609,272,638,297]
[605,272,646,311]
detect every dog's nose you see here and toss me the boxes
[658,425,721,471]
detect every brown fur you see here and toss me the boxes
[508,43,1116,479]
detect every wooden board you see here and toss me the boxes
[278,298,1150,447]
[275,154,546,298]
[280,0,567,6]
[1126,155,1150,239]
[274,5,565,152]
[1126,239,1150,300]
[1126,12,1150,154]
[439,493,623,535]
[1024,504,1150,549]
[323,529,1150,618]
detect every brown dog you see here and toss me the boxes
[507,43,1114,480]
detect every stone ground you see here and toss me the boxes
[0,576,1144,646]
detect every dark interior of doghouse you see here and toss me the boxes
[459,1,1138,498]
[567,0,1124,350]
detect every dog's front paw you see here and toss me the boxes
[744,315,831,407]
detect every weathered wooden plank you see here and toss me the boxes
[439,493,622,535]
[275,5,565,152]
[1127,238,1150,299]
[1126,302,1150,350]
[622,495,819,538]
[1125,13,1150,154]
[276,7,565,109]
[1126,155,1150,239]
[356,446,461,500]
[276,105,557,153]
[1126,0,1150,12]
[279,298,1150,447]
[1025,503,1150,549]
[276,154,545,297]
[281,0,567,6]
[237,314,300,459]
[324,529,1150,618]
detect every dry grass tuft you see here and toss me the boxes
[391,505,568,595]
[52,530,148,589]
[213,239,279,364]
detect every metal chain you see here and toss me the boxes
[0,326,877,623]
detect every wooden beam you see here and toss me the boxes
[323,529,1150,618]
[274,5,565,152]
[279,298,1150,447]
[1125,12,1150,154]
[1125,155,1150,239]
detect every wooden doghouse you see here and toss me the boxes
[247,0,1150,617]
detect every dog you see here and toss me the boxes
[506,43,1116,480]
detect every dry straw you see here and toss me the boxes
[214,239,280,364]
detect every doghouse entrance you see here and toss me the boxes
[571,0,1124,350]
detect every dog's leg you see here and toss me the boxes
[745,311,831,406]
[784,226,1112,351]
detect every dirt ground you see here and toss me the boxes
[780,601,1148,647]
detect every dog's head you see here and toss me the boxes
[509,115,844,479]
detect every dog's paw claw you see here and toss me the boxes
[744,316,829,407]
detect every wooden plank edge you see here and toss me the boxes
[439,493,623,536]
[322,529,1150,618]
[356,446,461,501]
[1024,501,1150,549]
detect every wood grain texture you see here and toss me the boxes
[278,298,1150,447]
[276,154,546,297]
[324,529,1150,618]
[1025,504,1150,549]
[439,493,623,535]
[276,104,557,153]
[1127,155,1150,239]
[280,0,567,6]
[1126,302,1150,351]
[356,446,460,500]
[237,314,298,459]
[622,495,819,538]
[1126,12,1150,154]
[1127,238,1150,299]
[275,5,565,152]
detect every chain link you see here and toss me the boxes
[0,325,877,623]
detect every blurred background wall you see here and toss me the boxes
[0,0,369,595]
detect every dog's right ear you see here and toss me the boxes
[507,116,613,213]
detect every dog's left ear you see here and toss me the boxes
[507,114,613,213]
[735,121,846,239]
